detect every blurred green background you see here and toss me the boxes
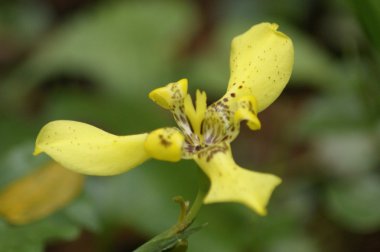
[1,0,380,251]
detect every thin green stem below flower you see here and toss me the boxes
[134,171,210,252]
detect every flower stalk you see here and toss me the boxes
[134,172,209,252]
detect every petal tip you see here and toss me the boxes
[269,22,279,30]
[177,78,188,87]
[256,207,267,216]
[33,148,41,156]
[148,78,189,110]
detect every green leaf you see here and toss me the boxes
[0,162,84,225]
[0,216,80,252]
[325,173,380,232]
[296,95,367,136]
[84,160,199,234]
[311,130,378,176]
[0,142,100,250]
[346,0,380,50]
[0,142,48,189]
[264,233,319,252]
[0,1,197,110]
[135,224,205,252]
[63,195,101,232]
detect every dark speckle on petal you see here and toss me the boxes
[160,138,172,147]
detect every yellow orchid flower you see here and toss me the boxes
[34,22,294,215]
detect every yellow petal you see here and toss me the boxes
[228,22,294,112]
[149,79,188,110]
[194,143,281,215]
[144,127,184,162]
[34,120,149,176]
[0,162,84,225]
[234,95,261,131]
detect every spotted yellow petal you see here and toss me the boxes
[149,79,188,110]
[194,143,281,215]
[228,22,294,112]
[0,162,84,225]
[233,95,261,131]
[34,120,149,176]
[144,127,184,162]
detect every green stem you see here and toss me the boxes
[134,171,210,252]
[173,196,188,227]
[183,171,209,226]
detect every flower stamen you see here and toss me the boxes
[184,90,207,141]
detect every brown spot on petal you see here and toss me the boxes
[160,138,172,147]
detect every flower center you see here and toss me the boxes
[148,79,261,159]
[173,88,245,158]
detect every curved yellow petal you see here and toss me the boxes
[144,127,184,162]
[200,93,261,146]
[194,143,281,215]
[34,120,150,176]
[234,95,261,131]
[149,79,188,110]
[228,22,294,112]
[0,162,84,225]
